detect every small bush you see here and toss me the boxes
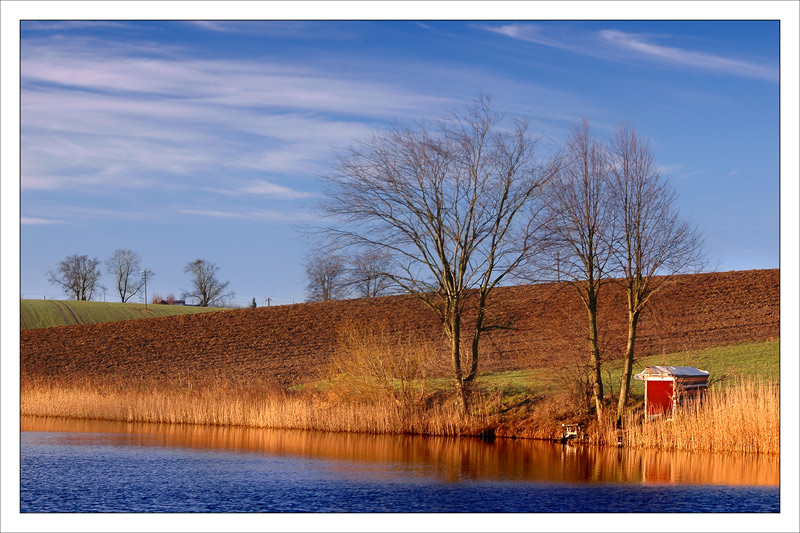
[325,319,435,409]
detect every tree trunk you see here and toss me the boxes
[467,293,488,383]
[455,377,469,413]
[587,298,604,419]
[448,312,469,413]
[616,309,640,423]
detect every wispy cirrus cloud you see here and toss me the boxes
[599,29,777,82]
[657,164,708,180]
[20,35,448,199]
[201,180,316,200]
[178,208,322,223]
[484,24,777,82]
[187,21,355,39]
[21,217,64,225]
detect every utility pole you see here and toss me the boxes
[556,251,561,283]
[142,269,151,309]
[265,297,271,307]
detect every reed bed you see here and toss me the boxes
[20,377,780,451]
[594,380,779,454]
[20,376,496,437]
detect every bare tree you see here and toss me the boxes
[304,252,349,302]
[106,249,146,303]
[320,96,558,411]
[347,251,396,298]
[182,259,233,307]
[46,254,104,301]
[609,123,704,422]
[544,120,615,421]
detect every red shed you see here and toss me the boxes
[634,366,709,417]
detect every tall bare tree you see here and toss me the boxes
[304,252,349,302]
[610,123,704,422]
[321,96,557,411]
[106,249,146,303]
[182,259,233,307]
[544,120,615,420]
[46,254,104,301]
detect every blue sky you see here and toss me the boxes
[17,20,781,305]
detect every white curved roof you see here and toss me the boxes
[634,366,709,380]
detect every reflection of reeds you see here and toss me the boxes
[22,415,780,486]
[596,380,779,454]
[20,376,494,437]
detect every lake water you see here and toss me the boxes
[20,417,779,513]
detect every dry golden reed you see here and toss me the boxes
[20,375,495,438]
[323,318,438,408]
[594,380,779,454]
[20,384,489,436]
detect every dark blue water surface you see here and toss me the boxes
[20,422,779,513]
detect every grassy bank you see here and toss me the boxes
[474,340,780,406]
[21,299,229,330]
[21,340,779,452]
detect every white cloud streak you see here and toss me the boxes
[178,208,321,223]
[485,24,777,82]
[186,21,352,39]
[20,36,449,196]
[599,30,777,82]
[21,217,64,225]
[201,180,316,200]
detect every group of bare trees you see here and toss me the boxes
[315,96,704,418]
[545,120,704,422]
[47,252,232,307]
[45,250,147,302]
[303,250,394,302]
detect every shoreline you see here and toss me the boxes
[20,378,780,456]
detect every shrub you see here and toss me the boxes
[325,319,434,409]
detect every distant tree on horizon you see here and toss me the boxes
[303,252,349,302]
[47,254,104,301]
[182,259,233,307]
[347,251,396,298]
[106,248,147,303]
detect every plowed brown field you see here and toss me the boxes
[21,269,779,385]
